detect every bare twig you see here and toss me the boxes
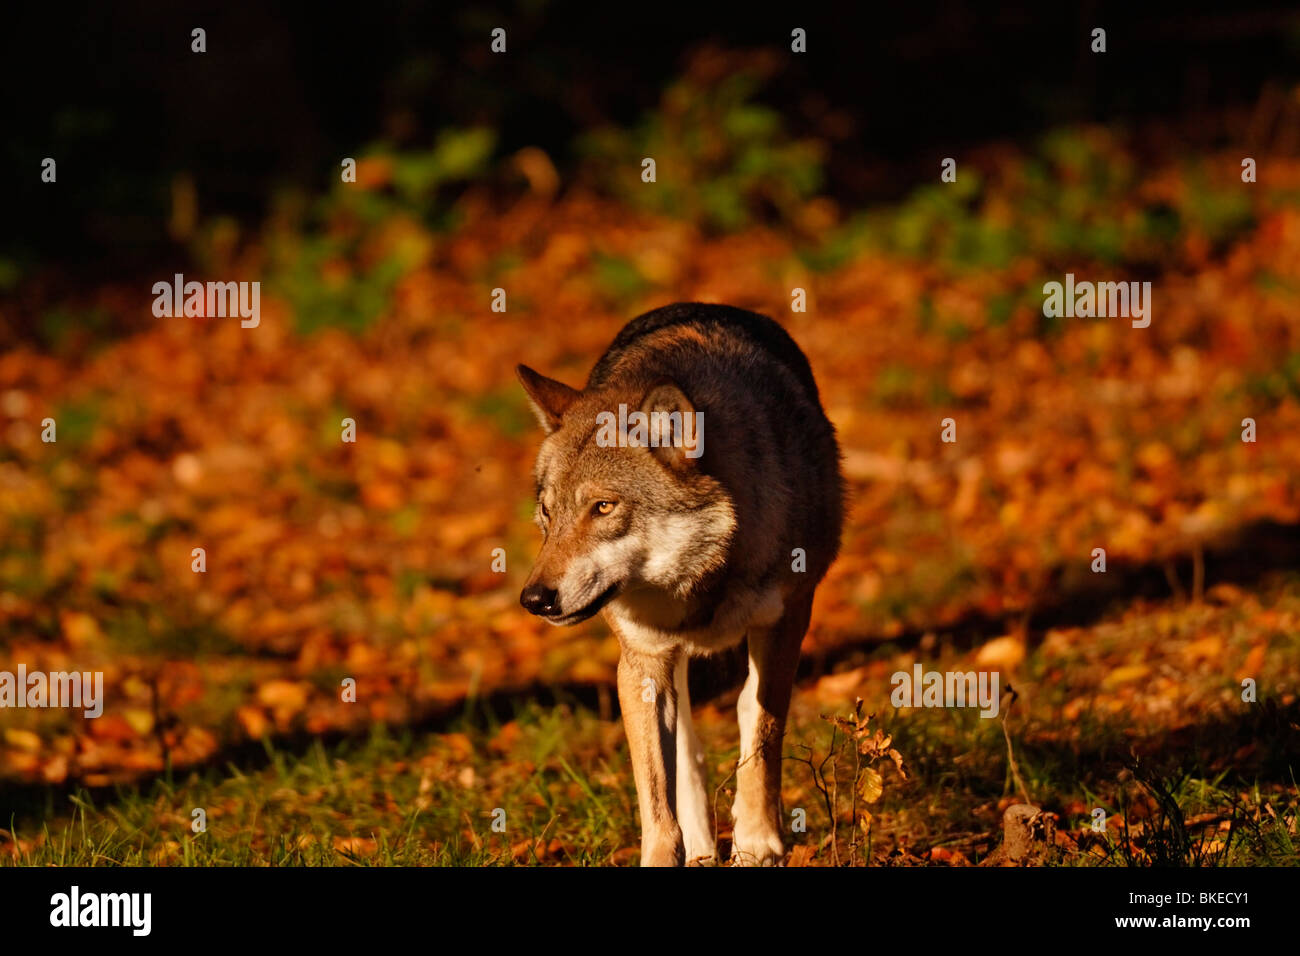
[713,748,757,861]
[1000,684,1031,806]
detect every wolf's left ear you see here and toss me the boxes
[640,381,703,470]
[516,364,579,433]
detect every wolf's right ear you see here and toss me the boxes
[516,364,579,434]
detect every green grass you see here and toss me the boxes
[3,704,641,866]
[5,577,1298,866]
[5,683,1294,866]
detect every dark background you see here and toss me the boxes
[4,0,1300,278]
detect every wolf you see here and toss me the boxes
[516,302,844,866]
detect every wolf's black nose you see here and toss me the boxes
[520,584,560,616]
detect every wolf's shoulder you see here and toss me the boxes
[586,302,820,399]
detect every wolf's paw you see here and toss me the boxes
[682,828,717,866]
[730,824,784,866]
[640,827,685,867]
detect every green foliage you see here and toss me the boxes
[0,258,22,292]
[259,128,497,335]
[389,128,497,216]
[48,394,102,448]
[36,307,116,354]
[578,69,824,233]
[810,128,1258,275]
[468,386,536,439]
[870,362,954,410]
[268,233,409,336]
[1181,167,1254,247]
[103,605,243,659]
[590,252,652,307]
[1243,350,1300,403]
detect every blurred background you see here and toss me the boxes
[1,2,1298,865]
[7,1,1300,283]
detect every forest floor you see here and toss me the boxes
[2,118,1299,864]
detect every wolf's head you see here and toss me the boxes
[515,364,735,626]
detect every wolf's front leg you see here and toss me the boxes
[616,644,683,866]
[674,655,717,864]
[732,593,812,866]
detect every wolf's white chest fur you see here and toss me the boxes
[607,583,785,657]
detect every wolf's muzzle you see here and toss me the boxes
[520,584,560,617]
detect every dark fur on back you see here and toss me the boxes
[588,302,845,590]
[588,302,822,401]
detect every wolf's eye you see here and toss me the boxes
[540,502,550,521]
[592,501,616,517]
